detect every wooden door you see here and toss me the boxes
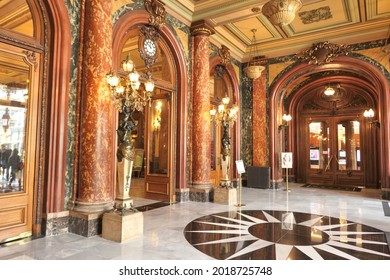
[0,44,39,243]
[144,89,174,202]
[304,116,365,187]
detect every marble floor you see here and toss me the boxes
[1,183,390,260]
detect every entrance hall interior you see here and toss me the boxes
[0,0,389,261]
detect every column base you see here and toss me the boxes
[190,187,213,202]
[42,211,69,236]
[176,188,190,202]
[102,211,143,243]
[69,211,104,237]
[214,187,237,205]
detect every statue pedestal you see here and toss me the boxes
[102,211,143,243]
[115,158,134,210]
[214,187,237,205]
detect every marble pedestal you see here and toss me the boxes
[102,211,143,243]
[214,187,237,205]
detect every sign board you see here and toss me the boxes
[281,152,293,169]
[235,160,245,174]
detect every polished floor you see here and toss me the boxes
[1,183,389,260]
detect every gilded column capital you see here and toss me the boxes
[191,20,215,36]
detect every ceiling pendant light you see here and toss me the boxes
[324,86,335,96]
[243,29,265,80]
[262,0,303,27]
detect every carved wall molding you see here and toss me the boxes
[23,50,38,69]
[144,0,166,29]
[296,41,350,65]
[218,45,231,66]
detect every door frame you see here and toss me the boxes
[0,0,70,240]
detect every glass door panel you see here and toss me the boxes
[0,52,29,194]
[309,121,329,170]
[337,123,346,170]
[148,97,169,175]
[337,120,361,171]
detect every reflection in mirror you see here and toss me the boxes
[0,51,29,194]
[338,121,360,171]
[309,122,329,169]
[148,90,169,175]
[0,0,34,37]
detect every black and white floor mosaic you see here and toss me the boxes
[184,210,390,260]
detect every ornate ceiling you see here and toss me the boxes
[164,0,390,61]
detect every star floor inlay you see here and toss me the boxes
[183,210,390,260]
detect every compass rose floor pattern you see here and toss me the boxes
[184,210,390,260]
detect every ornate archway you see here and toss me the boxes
[269,53,389,198]
[112,10,188,200]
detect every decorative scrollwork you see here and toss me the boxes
[144,0,166,29]
[22,50,37,69]
[295,41,350,65]
[218,45,231,66]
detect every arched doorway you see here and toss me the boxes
[270,54,389,196]
[112,10,188,202]
[292,81,378,188]
[209,57,240,188]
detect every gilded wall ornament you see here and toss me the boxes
[295,41,350,65]
[218,45,231,66]
[145,0,166,29]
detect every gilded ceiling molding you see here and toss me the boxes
[295,41,350,65]
[218,45,231,66]
[144,0,166,29]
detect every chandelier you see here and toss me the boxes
[262,0,303,27]
[210,95,239,126]
[106,53,155,113]
[243,29,265,80]
[324,86,335,96]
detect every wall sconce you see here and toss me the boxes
[278,113,292,132]
[363,108,380,128]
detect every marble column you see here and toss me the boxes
[190,21,215,202]
[69,0,115,236]
[252,74,268,166]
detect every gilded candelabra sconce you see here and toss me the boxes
[106,26,159,213]
[210,94,239,188]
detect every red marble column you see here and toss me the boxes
[74,0,114,212]
[191,21,214,190]
[252,74,268,166]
